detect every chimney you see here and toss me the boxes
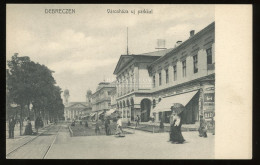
[175,40,182,47]
[190,30,195,37]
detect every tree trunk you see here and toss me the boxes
[20,105,23,136]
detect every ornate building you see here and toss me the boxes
[63,89,92,121]
[91,81,116,120]
[113,22,215,123]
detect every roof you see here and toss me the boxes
[113,47,177,75]
[149,22,215,67]
[140,48,174,56]
[93,81,116,96]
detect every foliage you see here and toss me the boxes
[7,53,64,134]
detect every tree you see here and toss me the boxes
[7,53,64,135]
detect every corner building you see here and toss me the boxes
[114,22,215,124]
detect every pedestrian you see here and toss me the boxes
[80,120,82,125]
[85,120,89,128]
[35,117,41,134]
[210,116,215,135]
[159,118,164,133]
[104,117,111,135]
[39,118,43,127]
[8,117,16,139]
[135,115,140,128]
[198,115,208,138]
[116,116,124,137]
[71,119,75,126]
[24,117,33,135]
[169,111,185,144]
[95,120,101,135]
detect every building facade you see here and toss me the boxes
[64,102,92,121]
[113,22,215,123]
[91,81,116,120]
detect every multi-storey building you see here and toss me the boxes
[64,102,92,121]
[113,22,215,124]
[63,89,92,121]
[91,81,116,120]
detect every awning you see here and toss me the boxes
[152,90,198,113]
[105,109,116,116]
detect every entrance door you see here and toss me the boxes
[140,99,151,122]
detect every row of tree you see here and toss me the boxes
[6,53,64,135]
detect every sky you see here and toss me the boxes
[6,4,215,102]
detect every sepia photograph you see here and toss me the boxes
[5,4,252,159]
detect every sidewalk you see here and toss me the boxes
[126,122,201,133]
[6,123,52,154]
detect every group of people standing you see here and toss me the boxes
[24,117,43,135]
[8,116,44,138]
[94,116,124,136]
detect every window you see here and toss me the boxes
[127,77,130,92]
[159,72,162,86]
[182,60,186,77]
[193,55,198,73]
[206,47,212,64]
[153,75,156,88]
[165,69,169,84]
[131,74,134,91]
[173,65,177,81]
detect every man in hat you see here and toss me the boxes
[8,117,16,139]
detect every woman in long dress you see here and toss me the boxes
[24,117,33,135]
[169,112,185,144]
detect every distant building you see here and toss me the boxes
[91,81,116,120]
[113,22,215,124]
[63,89,92,121]
[64,102,92,121]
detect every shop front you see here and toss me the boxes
[152,90,199,124]
[202,85,215,120]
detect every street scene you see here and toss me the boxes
[6,4,215,159]
[6,122,214,159]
